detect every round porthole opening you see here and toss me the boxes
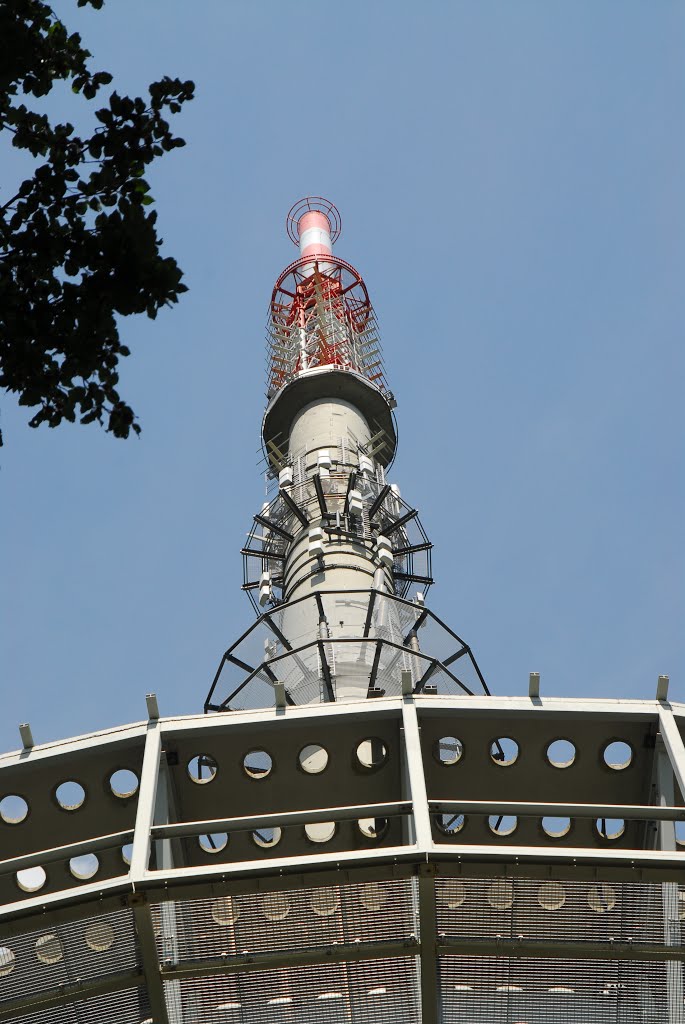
[538,881,566,911]
[490,737,518,766]
[542,816,572,839]
[262,893,289,921]
[243,749,273,780]
[435,736,463,766]
[85,921,115,952]
[35,934,63,965]
[603,741,633,771]
[0,947,15,977]
[595,817,625,841]
[109,769,139,798]
[487,880,514,910]
[252,825,281,849]
[435,812,466,836]
[298,744,329,774]
[546,738,576,768]
[0,795,28,824]
[357,816,389,840]
[356,738,387,769]
[198,832,228,854]
[304,821,336,843]
[187,754,218,785]
[488,814,517,837]
[588,883,617,913]
[55,781,85,811]
[311,890,340,917]
[211,897,240,926]
[16,866,46,893]
[69,853,99,880]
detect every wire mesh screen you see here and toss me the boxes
[0,909,139,1008]
[436,877,683,948]
[3,985,150,1024]
[153,878,419,964]
[165,955,420,1023]
[439,955,683,1023]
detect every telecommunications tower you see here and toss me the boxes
[204,196,489,714]
[0,200,684,1024]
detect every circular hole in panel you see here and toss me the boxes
[311,890,340,917]
[361,882,386,912]
[0,795,28,824]
[546,739,576,768]
[121,844,133,866]
[538,882,566,911]
[542,816,572,838]
[443,880,466,909]
[198,833,228,854]
[595,817,625,841]
[304,821,336,844]
[243,749,273,780]
[368,987,387,996]
[435,736,463,766]
[0,947,15,977]
[357,817,389,840]
[109,769,139,799]
[435,812,466,836]
[187,754,218,785]
[69,853,99,880]
[588,883,617,913]
[487,880,514,910]
[675,822,685,846]
[85,921,115,952]
[454,985,473,992]
[356,738,387,769]
[490,737,519,766]
[488,814,517,836]
[16,866,46,893]
[603,741,633,771]
[262,893,289,921]
[318,992,343,1001]
[298,744,329,774]
[212,897,240,926]
[35,934,63,965]
[252,825,281,849]
[55,781,85,811]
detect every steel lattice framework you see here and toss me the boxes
[1,693,685,1022]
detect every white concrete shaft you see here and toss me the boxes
[289,397,372,459]
[280,396,392,701]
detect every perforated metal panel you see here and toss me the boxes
[1,698,685,1023]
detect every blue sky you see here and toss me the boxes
[1,1,683,752]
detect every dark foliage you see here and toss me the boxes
[0,0,194,445]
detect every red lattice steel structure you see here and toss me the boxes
[266,201,389,396]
